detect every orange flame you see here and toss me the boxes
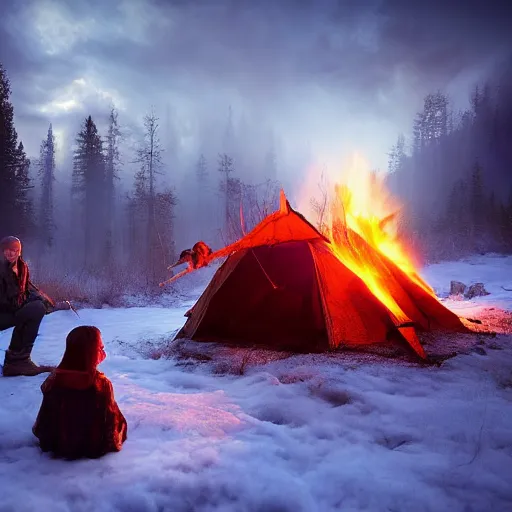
[299,154,435,323]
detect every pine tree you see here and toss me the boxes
[38,124,56,247]
[196,153,207,184]
[226,175,242,241]
[387,134,406,174]
[469,159,485,248]
[434,91,448,140]
[73,116,106,268]
[134,110,165,285]
[421,91,448,144]
[126,169,149,269]
[104,107,121,264]
[154,188,177,268]
[218,153,235,241]
[0,63,17,234]
[134,168,148,205]
[0,63,32,236]
[127,182,177,277]
[390,68,512,259]
[412,113,424,153]
[125,194,138,264]
[129,166,177,285]
[14,141,33,235]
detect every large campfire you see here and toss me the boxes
[301,158,446,333]
[163,157,468,359]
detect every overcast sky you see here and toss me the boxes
[1,0,511,180]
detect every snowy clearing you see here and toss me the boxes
[1,255,511,512]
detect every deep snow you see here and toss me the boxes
[0,255,511,512]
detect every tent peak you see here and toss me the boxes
[279,189,290,214]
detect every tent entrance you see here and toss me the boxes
[194,241,328,351]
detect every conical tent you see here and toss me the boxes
[174,194,467,358]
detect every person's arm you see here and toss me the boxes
[27,278,55,309]
[27,273,73,313]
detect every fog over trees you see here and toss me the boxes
[0,61,284,302]
[1,54,512,303]
[387,60,512,260]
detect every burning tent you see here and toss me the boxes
[169,191,467,359]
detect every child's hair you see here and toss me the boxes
[58,326,103,372]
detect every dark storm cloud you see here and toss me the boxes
[0,0,510,165]
[377,1,512,79]
[114,0,511,93]
[81,0,385,98]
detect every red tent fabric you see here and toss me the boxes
[175,193,467,358]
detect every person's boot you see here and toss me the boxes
[2,348,54,377]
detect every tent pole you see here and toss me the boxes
[251,249,278,289]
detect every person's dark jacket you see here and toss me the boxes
[0,258,54,314]
[32,370,128,459]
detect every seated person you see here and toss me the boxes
[0,235,68,376]
[33,326,127,459]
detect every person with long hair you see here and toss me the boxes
[33,326,127,459]
[0,235,69,376]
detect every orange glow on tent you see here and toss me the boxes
[167,158,468,359]
[307,158,436,326]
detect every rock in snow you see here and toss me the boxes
[450,280,467,295]
[465,282,491,299]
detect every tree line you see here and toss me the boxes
[0,63,280,301]
[4,57,511,302]
[386,60,512,261]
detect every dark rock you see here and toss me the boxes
[450,280,467,295]
[472,346,487,356]
[465,283,490,299]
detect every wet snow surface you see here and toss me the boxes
[1,255,511,512]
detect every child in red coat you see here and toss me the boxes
[33,326,127,459]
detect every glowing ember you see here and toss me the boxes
[301,153,436,324]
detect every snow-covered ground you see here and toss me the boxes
[1,255,511,512]
[422,253,512,316]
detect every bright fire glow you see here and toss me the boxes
[299,153,436,323]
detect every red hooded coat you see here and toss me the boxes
[33,369,127,459]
